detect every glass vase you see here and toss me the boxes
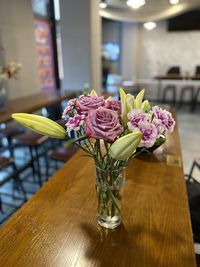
[95,165,125,229]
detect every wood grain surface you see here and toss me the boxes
[0,91,76,123]
[0,115,196,267]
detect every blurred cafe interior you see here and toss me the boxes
[0,0,200,266]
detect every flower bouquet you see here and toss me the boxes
[0,61,22,81]
[12,88,175,229]
[0,61,22,110]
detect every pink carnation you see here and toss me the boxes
[127,109,150,132]
[63,105,73,116]
[62,98,77,117]
[153,118,166,138]
[152,106,175,133]
[66,114,85,132]
[135,122,158,148]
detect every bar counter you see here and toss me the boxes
[0,119,196,266]
[0,91,76,123]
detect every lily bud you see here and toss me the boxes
[134,89,145,108]
[119,87,127,126]
[90,89,98,96]
[126,93,135,113]
[109,132,142,160]
[141,100,151,112]
[12,113,67,139]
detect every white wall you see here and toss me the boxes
[108,19,200,80]
[0,0,40,100]
[139,21,200,79]
[60,0,101,94]
[121,22,138,81]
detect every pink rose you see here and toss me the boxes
[86,107,122,142]
[76,95,105,113]
[105,99,121,114]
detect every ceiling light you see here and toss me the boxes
[100,1,107,9]
[169,0,179,4]
[127,0,146,9]
[144,22,157,30]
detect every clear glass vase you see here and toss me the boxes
[95,165,125,229]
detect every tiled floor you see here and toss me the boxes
[0,141,64,225]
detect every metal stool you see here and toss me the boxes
[192,87,200,111]
[185,158,200,181]
[0,125,25,157]
[12,132,49,186]
[179,86,195,110]
[162,85,176,106]
[185,162,200,260]
[0,156,27,214]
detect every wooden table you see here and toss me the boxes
[0,119,196,266]
[0,91,76,123]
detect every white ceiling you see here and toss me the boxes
[100,0,200,22]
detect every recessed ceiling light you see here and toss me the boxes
[100,1,107,9]
[169,0,179,5]
[144,21,157,30]
[127,0,146,9]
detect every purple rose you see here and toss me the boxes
[105,99,121,114]
[152,106,175,133]
[76,95,105,113]
[86,107,122,142]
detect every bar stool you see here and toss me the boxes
[0,156,27,213]
[0,125,25,157]
[192,87,200,111]
[47,146,78,176]
[12,132,49,186]
[49,146,78,162]
[185,160,200,261]
[162,85,176,106]
[196,255,200,267]
[185,158,200,181]
[179,86,195,110]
